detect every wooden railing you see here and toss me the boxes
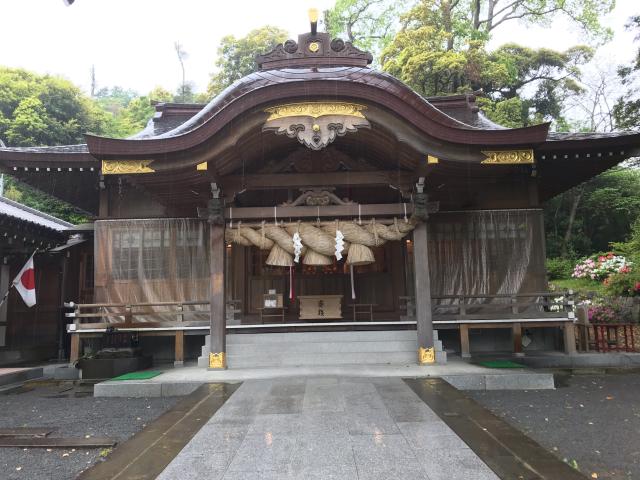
[66,292,575,331]
[65,300,210,330]
[64,292,578,363]
[431,292,575,320]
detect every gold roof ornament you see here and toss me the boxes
[101,160,155,175]
[265,102,366,121]
[263,102,370,151]
[481,149,535,165]
[309,8,319,34]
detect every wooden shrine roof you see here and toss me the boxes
[0,29,639,214]
[0,196,72,253]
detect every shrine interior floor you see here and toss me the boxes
[93,357,556,397]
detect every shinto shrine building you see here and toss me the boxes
[1,24,640,369]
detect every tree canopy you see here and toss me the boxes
[545,168,640,258]
[379,0,599,127]
[207,26,289,97]
[325,0,401,64]
[613,16,640,130]
[0,67,111,147]
[94,85,174,138]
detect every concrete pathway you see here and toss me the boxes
[157,377,499,480]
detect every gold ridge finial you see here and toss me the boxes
[309,8,319,35]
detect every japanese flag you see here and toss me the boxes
[13,253,36,308]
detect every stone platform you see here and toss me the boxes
[0,367,43,388]
[93,357,555,397]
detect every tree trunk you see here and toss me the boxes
[441,1,454,51]
[472,0,481,30]
[486,0,496,31]
[561,188,583,258]
[346,22,355,43]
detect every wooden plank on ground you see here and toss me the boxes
[0,428,54,437]
[0,437,116,448]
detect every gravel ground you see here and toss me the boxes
[0,382,179,480]
[468,373,640,480]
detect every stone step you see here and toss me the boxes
[226,350,418,368]
[197,330,445,367]
[228,340,417,355]
[201,338,443,358]
[208,330,419,346]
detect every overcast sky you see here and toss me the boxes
[0,0,636,96]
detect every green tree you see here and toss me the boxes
[0,67,120,223]
[545,168,640,258]
[207,26,289,97]
[3,176,88,224]
[93,85,174,138]
[613,16,640,130]
[0,67,110,146]
[325,0,401,63]
[380,0,601,127]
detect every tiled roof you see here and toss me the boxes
[547,131,640,141]
[0,196,73,232]
[0,144,88,154]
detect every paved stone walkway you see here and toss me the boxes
[158,377,498,479]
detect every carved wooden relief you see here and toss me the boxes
[481,149,535,164]
[102,160,155,175]
[282,188,354,207]
[263,102,370,151]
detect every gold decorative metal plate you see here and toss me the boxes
[481,149,535,165]
[209,352,226,369]
[418,347,435,365]
[265,102,367,121]
[102,160,155,175]
[196,161,208,171]
[309,41,320,53]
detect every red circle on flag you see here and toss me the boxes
[20,268,35,290]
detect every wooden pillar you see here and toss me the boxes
[208,224,226,369]
[69,333,80,365]
[563,322,577,355]
[512,322,523,356]
[459,324,471,358]
[412,222,434,364]
[174,331,184,367]
[0,264,9,347]
[98,178,109,219]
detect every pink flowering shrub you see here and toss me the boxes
[588,304,619,323]
[572,253,632,281]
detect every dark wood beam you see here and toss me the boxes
[220,171,415,196]
[224,202,425,220]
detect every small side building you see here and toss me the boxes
[0,196,89,364]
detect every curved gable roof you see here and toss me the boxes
[85,66,550,157]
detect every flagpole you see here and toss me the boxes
[0,284,13,310]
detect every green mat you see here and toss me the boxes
[478,360,525,369]
[111,371,163,381]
